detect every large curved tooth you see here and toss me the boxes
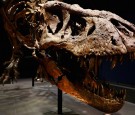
[109,56,113,62]
[96,85,100,95]
[95,57,102,77]
[108,93,113,99]
[98,57,102,67]
[91,83,97,93]
[117,89,121,97]
[111,56,117,69]
[89,57,95,71]
[119,55,124,64]
[90,83,93,90]
[130,52,135,60]
[87,83,91,89]
[93,87,96,93]
[99,84,104,96]
[117,89,126,99]
[70,55,73,59]
[77,57,80,62]
[83,60,87,68]
[116,97,119,101]
[122,89,126,99]
[120,89,126,99]
[123,89,126,99]
[80,59,84,67]
[119,90,122,97]
[55,51,59,60]
[114,89,118,97]
[94,56,98,77]
[133,52,135,59]
[129,53,132,60]
[103,82,110,88]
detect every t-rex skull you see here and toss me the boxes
[1,0,135,113]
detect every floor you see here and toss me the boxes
[0,79,135,115]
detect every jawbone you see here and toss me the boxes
[39,48,126,113]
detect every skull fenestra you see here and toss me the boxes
[0,0,135,113]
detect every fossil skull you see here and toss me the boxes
[1,0,135,113]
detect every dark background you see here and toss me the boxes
[0,0,135,86]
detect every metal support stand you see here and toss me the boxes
[32,76,34,87]
[58,88,63,114]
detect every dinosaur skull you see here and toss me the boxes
[1,0,135,113]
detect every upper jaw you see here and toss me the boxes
[41,21,135,58]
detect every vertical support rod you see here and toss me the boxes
[32,31,35,87]
[58,88,62,114]
[32,76,34,87]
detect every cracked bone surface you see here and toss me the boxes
[1,0,135,113]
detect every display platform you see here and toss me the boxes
[0,79,135,115]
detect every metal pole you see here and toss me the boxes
[32,31,35,87]
[32,76,34,87]
[58,88,63,114]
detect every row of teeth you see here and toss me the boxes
[76,54,128,101]
[76,52,135,70]
[53,51,135,80]
[52,50,130,101]
[84,83,126,100]
[57,51,127,100]
[59,51,129,100]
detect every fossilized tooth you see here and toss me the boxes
[77,57,80,62]
[118,89,125,99]
[55,51,59,60]
[133,52,135,59]
[121,90,125,99]
[119,55,124,64]
[88,57,95,71]
[99,84,105,97]
[94,56,103,77]
[1,0,135,113]
[130,52,135,60]
[98,57,102,67]
[123,89,126,100]
[96,85,100,95]
[121,89,126,99]
[111,56,118,69]
[94,56,98,76]
[80,59,84,67]
[132,52,135,59]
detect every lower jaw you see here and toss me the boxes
[42,48,124,113]
[43,62,124,113]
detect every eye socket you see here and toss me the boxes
[69,15,86,36]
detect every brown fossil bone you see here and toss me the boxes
[0,0,135,113]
